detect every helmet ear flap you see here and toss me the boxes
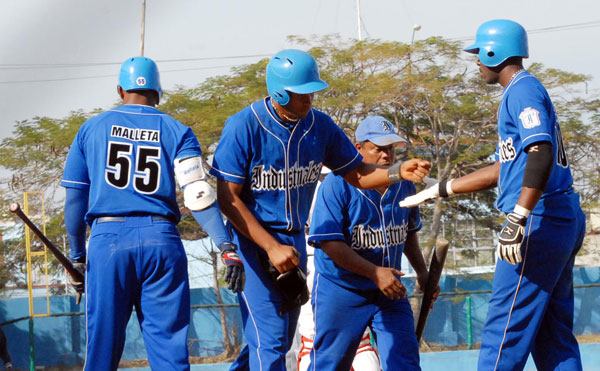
[271,90,290,106]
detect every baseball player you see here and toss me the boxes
[61,56,244,371]
[400,20,586,370]
[297,165,381,371]
[209,49,431,370]
[307,116,435,370]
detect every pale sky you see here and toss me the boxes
[1,0,598,140]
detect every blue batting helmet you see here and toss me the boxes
[118,56,162,96]
[266,49,329,106]
[464,19,528,67]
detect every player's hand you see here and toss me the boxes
[399,177,441,208]
[267,244,300,274]
[219,243,245,293]
[371,267,406,300]
[497,212,527,265]
[400,159,431,183]
[68,258,86,303]
[415,271,440,309]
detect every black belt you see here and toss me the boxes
[264,227,301,236]
[96,215,171,224]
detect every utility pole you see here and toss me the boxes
[356,0,362,41]
[140,0,146,56]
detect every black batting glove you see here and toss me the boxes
[67,258,86,294]
[219,243,245,293]
[498,212,527,265]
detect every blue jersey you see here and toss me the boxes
[495,71,576,218]
[209,98,363,233]
[61,104,202,224]
[308,174,421,291]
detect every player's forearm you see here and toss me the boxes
[343,162,391,190]
[320,240,379,280]
[450,162,499,194]
[216,180,280,252]
[515,187,543,212]
[190,203,231,247]
[344,160,430,189]
[403,233,428,277]
[64,187,88,260]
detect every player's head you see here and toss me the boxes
[464,19,528,68]
[266,49,328,119]
[355,116,406,166]
[118,56,162,105]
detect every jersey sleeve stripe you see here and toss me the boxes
[408,220,422,233]
[209,167,246,181]
[308,232,345,240]
[330,152,361,173]
[61,179,90,186]
[522,133,552,146]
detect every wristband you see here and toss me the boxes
[438,179,455,198]
[387,162,402,183]
[513,204,531,218]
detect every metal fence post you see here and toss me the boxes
[466,296,472,349]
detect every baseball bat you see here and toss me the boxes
[415,237,449,342]
[10,203,84,303]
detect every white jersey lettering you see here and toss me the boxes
[111,125,160,143]
[251,161,322,191]
[351,221,409,250]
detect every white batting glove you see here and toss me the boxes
[399,178,453,208]
[497,212,527,265]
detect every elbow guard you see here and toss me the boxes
[183,181,217,211]
[523,142,553,190]
[174,156,207,186]
[175,156,216,211]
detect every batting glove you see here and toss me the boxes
[399,178,454,208]
[497,212,527,265]
[219,242,245,293]
[68,258,86,295]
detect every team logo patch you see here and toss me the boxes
[380,120,392,132]
[136,76,147,87]
[519,107,541,129]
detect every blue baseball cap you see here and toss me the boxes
[355,116,405,146]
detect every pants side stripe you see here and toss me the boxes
[310,273,321,371]
[241,291,263,371]
[493,215,535,370]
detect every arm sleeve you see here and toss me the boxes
[190,203,232,247]
[176,127,203,160]
[510,86,553,148]
[209,116,251,184]
[61,132,90,190]
[403,182,422,232]
[65,187,88,260]
[323,118,363,176]
[307,177,349,245]
[523,141,553,190]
